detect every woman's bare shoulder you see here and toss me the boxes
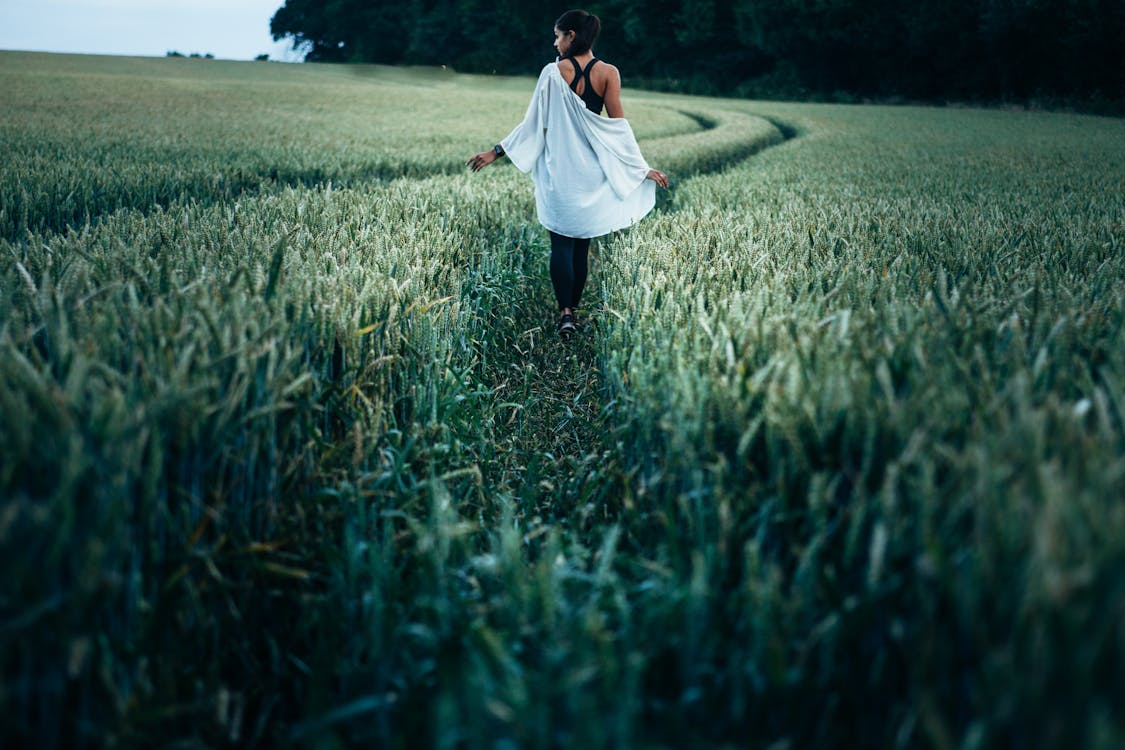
[554,59,574,87]
[595,61,621,84]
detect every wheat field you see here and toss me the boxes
[2,51,1124,749]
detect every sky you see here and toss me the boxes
[0,0,305,61]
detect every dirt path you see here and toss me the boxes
[456,113,800,510]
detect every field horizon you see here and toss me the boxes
[2,50,1123,748]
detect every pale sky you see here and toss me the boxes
[0,0,306,61]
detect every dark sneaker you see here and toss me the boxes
[558,313,577,337]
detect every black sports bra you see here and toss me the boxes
[564,56,604,115]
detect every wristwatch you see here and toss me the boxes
[493,144,505,157]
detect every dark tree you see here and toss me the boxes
[268,0,1124,108]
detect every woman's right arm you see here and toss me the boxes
[603,65,668,188]
[603,66,625,119]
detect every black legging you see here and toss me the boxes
[549,230,591,311]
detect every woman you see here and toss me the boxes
[467,9,669,336]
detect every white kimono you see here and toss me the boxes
[500,62,656,239]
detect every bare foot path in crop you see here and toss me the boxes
[461,228,616,510]
[465,115,799,509]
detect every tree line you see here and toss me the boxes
[270,0,1123,108]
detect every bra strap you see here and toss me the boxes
[583,59,600,98]
[567,56,582,91]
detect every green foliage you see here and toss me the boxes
[2,52,1124,748]
[269,0,1125,106]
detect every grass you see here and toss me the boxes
[0,52,702,241]
[1,50,1123,749]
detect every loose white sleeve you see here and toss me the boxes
[583,115,651,200]
[500,66,552,173]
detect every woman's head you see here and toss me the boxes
[554,9,600,57]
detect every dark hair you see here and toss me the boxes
[555,9,601,56]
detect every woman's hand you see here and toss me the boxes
[646,169,669,189]
[467,150,499,172]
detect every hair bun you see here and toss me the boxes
[554,9,601,55]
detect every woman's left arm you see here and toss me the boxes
[468,66,551,173]
[467,146,502,172]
